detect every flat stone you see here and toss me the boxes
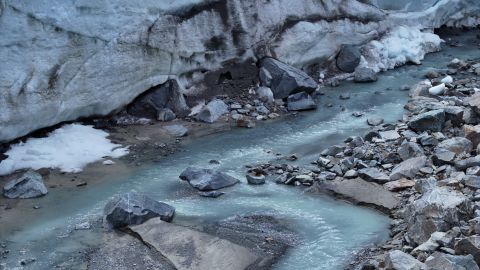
[358,168,390,184]
[315,178,399,212]
[165,124,188,137]
[425,252,479,270]
[456,156,480,171]
[129,219,259,270]
[198,191,225,198]
[384,178,415,192]
[380,130,401,141]
[390,156,427,180]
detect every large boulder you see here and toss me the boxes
[390,156,427,180]
[259,58,317,99]
[408,109,446,132]
[129,219,259,270]
[104,192,175,228]
[405,186,471,244]
[336,44,361,73]
[425,252,479,270]
[127,80,190,119]
[385,250,424,270]
[196,99,229,123]
[3,170,48,199]
[286,92,317,111]
[179,167,240,191]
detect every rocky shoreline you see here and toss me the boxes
[241,56,480,269]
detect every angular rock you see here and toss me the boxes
[128,80,190,119]
[321,145,346,156]
[454,236,480,265]
[467,92,480,114]
[456,156,480,171]
[287,92,317,111]
[354,66,377,82]
[464,125,480,149]
[443,106,464,126]
[408,109,446,132]
[432,148,456,166]
[385,250,424,270]
[367,117,384,126]
[406,186,471,244]
[3,170,48,199]
[260,58,317,99]
[104,192,175,228]
[380,130,401,141]
[437,137,472,156]
[196,99,228,123]
[129,219,259,270]
[390,156,427,180]
[336,44,361,73]
[358,168,390,184]
[344,169,358,179]
[464,175,480,189]
[384,178,415,192]
[179,167,239,191]
[256,86,274,104]
[425,252,479,270]
[398,141,425,161]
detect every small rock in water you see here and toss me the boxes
[287,92,317,111]
[165,124,188,137]
[339,94,350,100]
[179,167,240,191]
[354,67,377,82]
[367,117,384,126]
[352,111,364,117]
[246,173,266,185]
[157,108,176,122]
[209,159,221,165]
[198,191,225,198]
[428,83,446,95]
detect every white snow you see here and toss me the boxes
[360,26,443,72]
[441,75,453,84]
[0,124,128,175]
[428,83,446,95]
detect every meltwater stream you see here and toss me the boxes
[1,29,479,270]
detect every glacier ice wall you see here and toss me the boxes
[0,0,479,142]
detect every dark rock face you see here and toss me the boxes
[336,44,361,73]
[104,192,175,228]
[127,80,190,119]
[354,66,377,82]
[260,58,317,99]
[407,109,446,132]
[179,167,240,191]
[286,92,317,111]
[3,170,48,199]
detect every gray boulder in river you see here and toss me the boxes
[3,170,48,199]
[260,58,318,99]
[287,92,317,111]
[180,167,240,191]
[104,192,175,228]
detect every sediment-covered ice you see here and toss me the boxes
[0,124,128,175]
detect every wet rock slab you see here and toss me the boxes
[129,219,259,270]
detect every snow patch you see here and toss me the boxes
[360,26,442,72]
[0,124,128,175]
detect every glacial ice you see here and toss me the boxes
[0,124,128,175]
